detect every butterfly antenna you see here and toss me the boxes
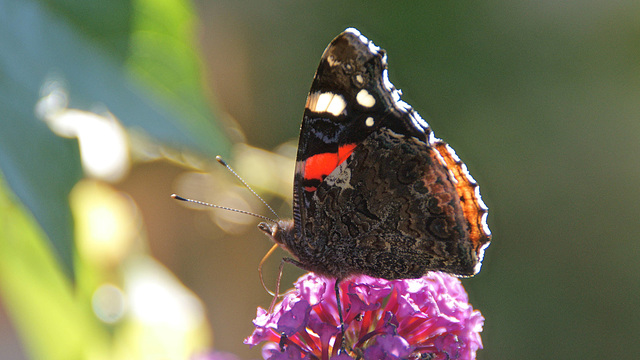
[171,194,278,224]
[216,155,281,221]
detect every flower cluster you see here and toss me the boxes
[245,272,484,359]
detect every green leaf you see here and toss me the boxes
[0,3,83,275]
[0,179,107,360]
[127,0,228,148]
[38,0,133,62]
[0,0,230,276]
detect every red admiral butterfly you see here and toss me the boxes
[260,28,491,281]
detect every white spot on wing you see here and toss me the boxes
[365,117,375,127]
[306,92,347,116]
[397,100,412,112]
[410,116,424,133]
[474,242,490,274]
[428,132,438,145]
[412,112,430,130]
[327,55,340,67]
[382,70,399,101]
[474,262,483,275]
[448,169,459,184]
[445,144,461,162]
[409,113,426,133]
[432,143,448,167]
[367,42,381,54]
[476,187,488,210]
[356,89,376,108]
[481,213,491,236]
[461,163,477,185]
[326,94,347,116]
[314,93,332,112]
[344,28,361,37]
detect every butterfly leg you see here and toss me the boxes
[334,278,347,351]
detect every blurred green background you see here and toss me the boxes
[1,0,639,359]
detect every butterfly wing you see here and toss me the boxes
[289,28,490,279]
[293,29,427,228]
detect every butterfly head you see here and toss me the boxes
[258,220,296,255]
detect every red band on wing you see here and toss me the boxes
[303,143,357,184]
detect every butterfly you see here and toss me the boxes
[260,28,491,287]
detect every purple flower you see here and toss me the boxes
[245,272,484,360]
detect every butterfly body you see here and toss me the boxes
[261,28,490,280]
